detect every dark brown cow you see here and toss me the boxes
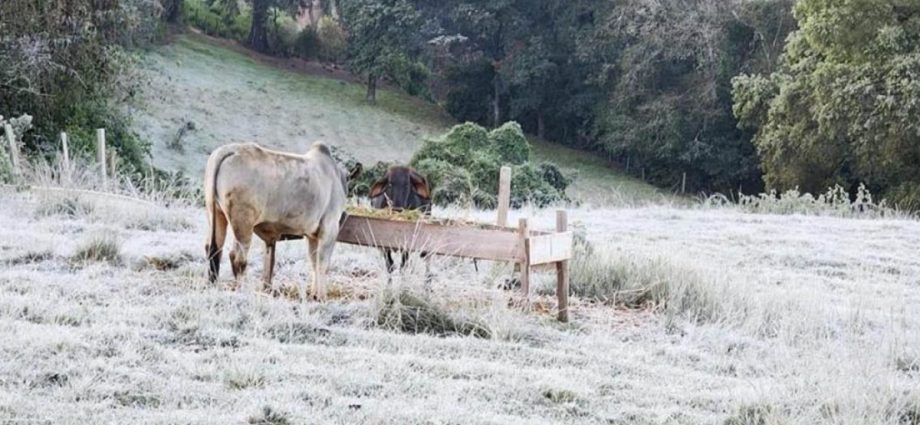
[368,165,431,273]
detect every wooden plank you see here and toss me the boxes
[337,215,523,263]
[555,210,570,323]
[4,124,20,178]
[518,218,530,299]
[496,166,511,226]
[527,231,573,265]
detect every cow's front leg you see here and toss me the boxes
[262,239,277,294]
[312,235,336,302]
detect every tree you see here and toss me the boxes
[341,0,421,104]
[247,0,303,52]
[733,0,920,208]
[577,0,794,193]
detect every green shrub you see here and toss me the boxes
[183,0,250,41]
[266,10,300,57]
[292,28,320,60]
[414,158,474,206]
[487,121,530,165]
[732,184,907,218]
[410,121,569,208]
[316,16,347,62]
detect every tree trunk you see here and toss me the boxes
[248,0,270,52]
[492,75,501,126]
[537,110,545,139]
[162,0,182,23]
[366,73,378,104]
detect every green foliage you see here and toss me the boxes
[444,59,494,125]
[487,121,530,165]
[731,184,906,218]
[0,114,31,183]
[0,0,155,175]
[411,121,568,208]
[340,0,421,101]
[315,16,347,62]
[732,0,920,209]
[183,0,251,40]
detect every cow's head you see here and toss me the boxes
[369,166,431,213]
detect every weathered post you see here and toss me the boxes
[681,172,687,194]
[60,132,71,184]
[518,217,530,300]
[555,210,570,322]
[4,124,21,179]
[496,166,511,227]
[109,150,118,180]
[96,128,107,186]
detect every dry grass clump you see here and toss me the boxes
[373,288,491,338]
[247,406,292,425]
[4,250,55,266]
[569,243,723,322]
[137,252,195,271]
[35,195,95,218]
[71,235,121,265]
[723,404,783,425]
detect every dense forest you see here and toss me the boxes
[2,0,918,207]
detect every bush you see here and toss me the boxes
[316,16,347,62]
[292,28,320,60]
[732,184,906,218]
[183,0,251,41]
[414,158,474,206]
[487,121,530,165]
[265,10,300,57]
[410,121,568,208]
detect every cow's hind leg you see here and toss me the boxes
[306,237,319,302]
[206,209,228,284]
[228,213,255,289]
[312,234,336,302]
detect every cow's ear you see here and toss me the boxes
[349,162,363,180]
[410,172,431,199]
[369,177,387,198]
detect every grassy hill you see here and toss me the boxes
[132,33,668,205]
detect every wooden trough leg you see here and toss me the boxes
[556,210,570,322]
[518,218,530,302]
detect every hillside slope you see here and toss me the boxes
[131,33,667,205]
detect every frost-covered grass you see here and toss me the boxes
[0,186,919,424]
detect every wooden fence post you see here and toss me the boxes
[4,124,21,178]
[555,210,570,322]
[60,132,71,184]
[497,166,511,227]
[96,128,107,186]
[681,172,687,194]
[518,217,530,300]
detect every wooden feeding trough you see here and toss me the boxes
[336,166,574,322]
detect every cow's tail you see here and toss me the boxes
[208,151,235,283]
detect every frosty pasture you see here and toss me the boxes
[1,188,919,424]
